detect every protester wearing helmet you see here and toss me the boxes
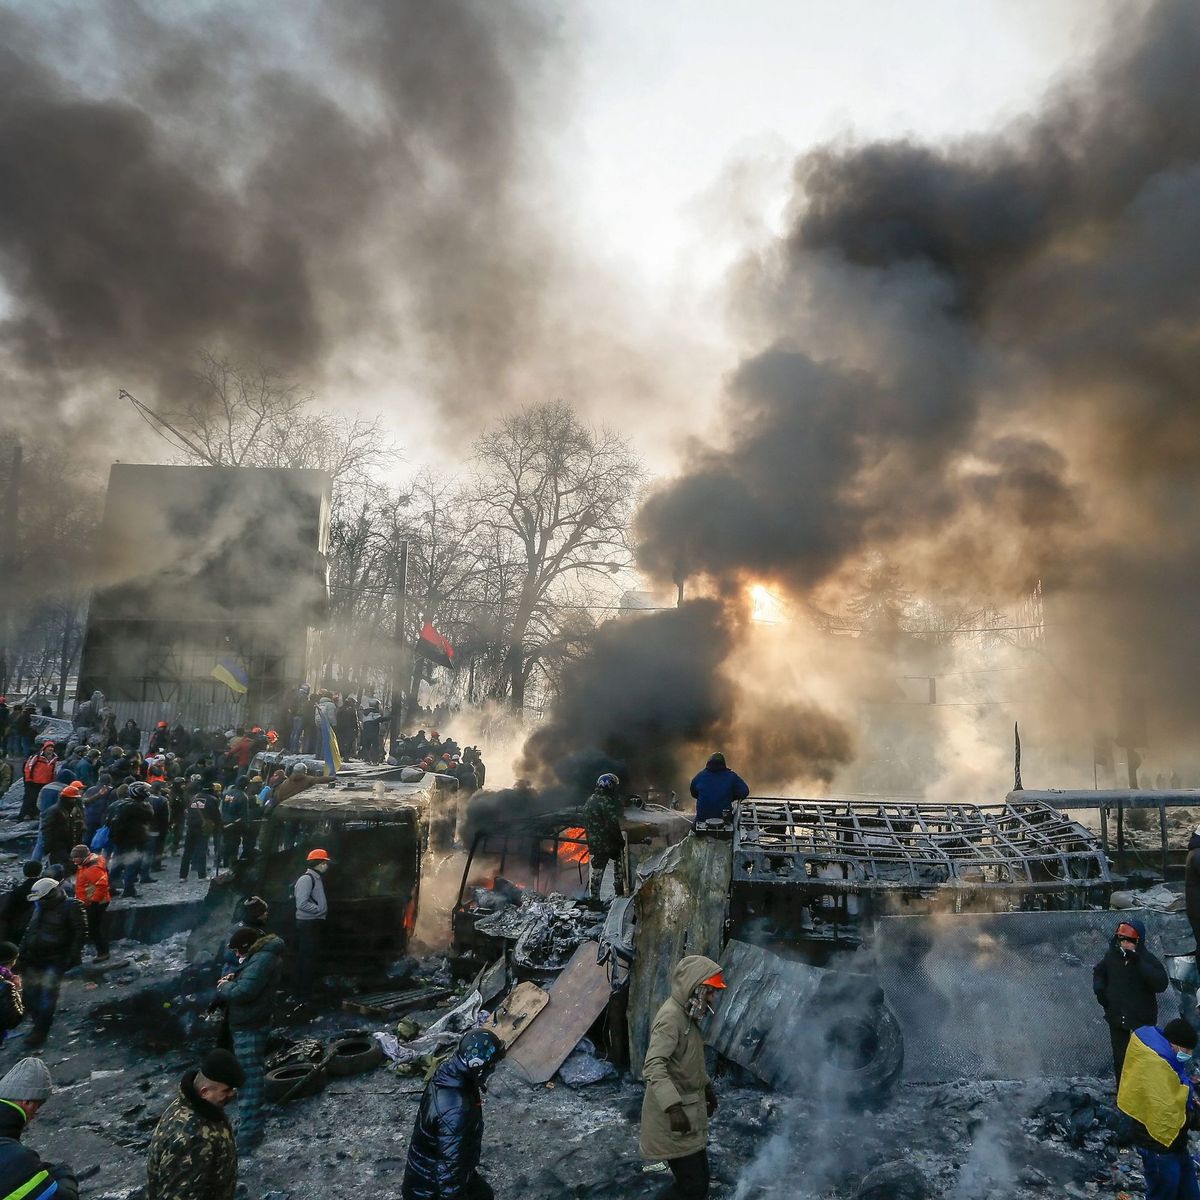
[292,849,332,1001]
[1094,916,1169,1082]
[583,772,626,903]
[401,1028,505,1200]
[640,956,728,1199]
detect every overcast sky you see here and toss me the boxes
[564,0,1114,297]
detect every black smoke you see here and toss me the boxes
[632,0,1200,763]
[0,0,565,414]
[519,599,854,795]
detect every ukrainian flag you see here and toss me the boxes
[1118,1025,1193,1147]
[318,709,342,777]
[211,658,250,695]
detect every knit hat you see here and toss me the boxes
[228,927,259,955]
[0,1058,53,1102]
[1165,1018,1199,1050]
[200,1049,244,1089]
[28,878,58,901]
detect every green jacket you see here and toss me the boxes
[639,955,720,1161]
[147,1073,237,1200]
[583,788,622,852]
[216,933,284,1030]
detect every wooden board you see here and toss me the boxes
[484,981,549,1048]
[342,985,451,1016]
[505,941,611,1085]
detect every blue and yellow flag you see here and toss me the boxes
[318,709,342,777]
[1118,1025,1193,1147]
[211,658,250,695]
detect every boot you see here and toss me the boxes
[122,887,139,899]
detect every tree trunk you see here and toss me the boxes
[56,615,73,717]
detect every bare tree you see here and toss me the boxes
[126,350,396,485]
[473,401,643,710]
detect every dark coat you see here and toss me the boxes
[147,1073,237,1200]
[0,1097,78,1200]
[41,800,84,864]
[1093,918,1169,1033]
[19,891,85,970]
[216,934,284,1030]
[401,1054,485,1200]
[688,762,749,823]
[0,879,37,944]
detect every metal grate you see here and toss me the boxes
[733,797,1110,893]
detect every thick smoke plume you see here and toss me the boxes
[519,599,854,797]
[617,0,1200,786]
[0,0,565,417]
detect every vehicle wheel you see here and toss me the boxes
[325,1035,385,1077]
[803,976,905,1104]
[264,1062,324,1102]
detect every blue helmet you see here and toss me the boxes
[596,773,619,792]
[457,1028,505,1078]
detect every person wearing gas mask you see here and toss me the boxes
[1117,1018,1200,1200]
[1094,917,1169,1083]
[640,955,727,1200]
[401,1028,505,1200]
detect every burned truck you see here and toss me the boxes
[188,776,431,971]
[451,804,691,977]
[728,796,1112,956]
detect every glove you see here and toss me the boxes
[705,1084,718,1118]
[666,1105,690,1135]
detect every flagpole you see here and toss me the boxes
[389,536,409,751]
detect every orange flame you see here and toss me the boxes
[559,828,590,865]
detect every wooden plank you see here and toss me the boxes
[484,981,549,1048]
[342,986,451,1016]
[505,941,611,1085]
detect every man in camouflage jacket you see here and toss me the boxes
[147,1050,244,1200]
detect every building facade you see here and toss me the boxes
[78,464,332,731]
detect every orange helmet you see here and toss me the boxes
[701,970,727,990]
[306,848,331,863]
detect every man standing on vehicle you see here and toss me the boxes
[688,753,749,828]
[640,955,727,1200]
[583,773,626,903]
[292,849,331,999]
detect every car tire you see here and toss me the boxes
[325,1035,385,1077]
[264,1062,324,1102]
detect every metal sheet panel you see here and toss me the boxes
[704,938,827,1088]
[874,908,1193,1081]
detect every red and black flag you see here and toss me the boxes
[416,622,455,669]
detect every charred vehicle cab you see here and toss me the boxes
[728,796,1112,955]
[452,804,690,977]
[188,775,432,971]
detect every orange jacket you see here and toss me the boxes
[75,854,111,905]
[23,753,57,785]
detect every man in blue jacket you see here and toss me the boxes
[0,1057,77,1200]
[689,753,749,826]
[402,1029,504,1200]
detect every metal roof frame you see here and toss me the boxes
[733,797,1110,893]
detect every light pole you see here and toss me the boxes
[390,535,409,748]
